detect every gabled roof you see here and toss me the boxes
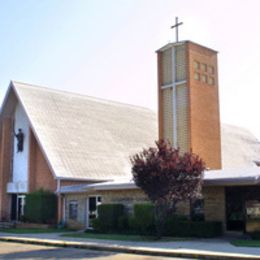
[1,81,260,182]
[221,124,260,169]
[1,81,158,181]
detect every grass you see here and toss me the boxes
[0,228,71,234]
[231,239,260,247]
[62,231,187,242]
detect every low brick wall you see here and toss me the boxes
[64,186,226,230]
[16,223,54,229]
[203,186,225,223]
[100,189,149,213]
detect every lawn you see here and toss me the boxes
[62,232,187,242]
[231,240,260,247]
[0,228,71,234]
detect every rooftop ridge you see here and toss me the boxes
[11,80,155,113]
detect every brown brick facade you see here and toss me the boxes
[0,121,91,222]
[28,129,56,192]
[0,118,12,220]
[158,41,222,169]
[187,42,222,169]
[203,186,225,225]
[64,187,226,230]
[28,131,93,223]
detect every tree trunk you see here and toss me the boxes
[154,200,177,239]
[154,201,167,239]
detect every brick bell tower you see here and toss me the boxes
[157,24,222,169]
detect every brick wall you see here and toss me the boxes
[157,41,222,169]
[100,189,149,214]
[203,186,225,226]
[0,118,12,220]
[60,180,91,187]
[28,129,56,192]
[187,42,222,169]
[64,187,226,230]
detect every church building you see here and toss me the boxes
[1,37,260,233]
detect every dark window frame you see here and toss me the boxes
[69,200,78,220]
[190,199,205,221]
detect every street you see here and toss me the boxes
[0,242,191,259]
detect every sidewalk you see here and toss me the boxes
[0,232,260,260]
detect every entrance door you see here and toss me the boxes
[17,195,25,221]
[10,194,25,221]
[225,187,245,231]
[11,194,17,221]
[86,196,102,229]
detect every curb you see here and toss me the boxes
[0,236,260,260]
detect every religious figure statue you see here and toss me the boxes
[15,128,24,152]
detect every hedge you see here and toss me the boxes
[130,203,155,235]
[249,232,260,240]
[129,206,222,237]
[92,203,223,238]
[93,204,125,232]
[24,189,57,224]
[164,217,223,237]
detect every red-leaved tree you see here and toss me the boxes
[131,140,205,237]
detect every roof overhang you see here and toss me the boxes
[60,167,260,194]
[204,176,260,186]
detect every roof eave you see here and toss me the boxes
[204,176,260,186]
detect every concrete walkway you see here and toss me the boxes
[0,232,260,260]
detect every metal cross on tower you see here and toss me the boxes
[171,17,183,42]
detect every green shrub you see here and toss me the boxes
[249,232,260,240]
[117,215,129,231]
[94,204,125,232]
[128,216,138,232]
[133,203,156,235]
[164,217,223,238]
[92,218,101,232]
[24,189,57,224]
[92,202,222,238]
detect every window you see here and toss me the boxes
[190,199,204,221]
[201,74,207,83]
[208,77,215,85]
[194,72,200,81]
[193,61,215,86]
[69,200,78,220]
[208,65,214,74]
[88,196,102,228]
[201,63,207,72]
[193,60,200,70]
[246,200,260,220]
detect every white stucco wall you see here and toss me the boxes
[11,102,30,192]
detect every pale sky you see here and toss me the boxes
[1,0,260,139]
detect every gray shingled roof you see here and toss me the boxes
[2,81,260,182]
[221,124,260,168]
[7,81,158,181]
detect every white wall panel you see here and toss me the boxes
[12,102,30,187]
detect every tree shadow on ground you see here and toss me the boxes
[0,247,116,259]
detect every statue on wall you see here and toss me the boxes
[15,128,24,152]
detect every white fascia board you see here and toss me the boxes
[204,176,260,186]
[92,182,137,191]
[0,82,13,116]
[11,83,58,180]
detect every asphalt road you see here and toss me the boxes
[0,241,192,259]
